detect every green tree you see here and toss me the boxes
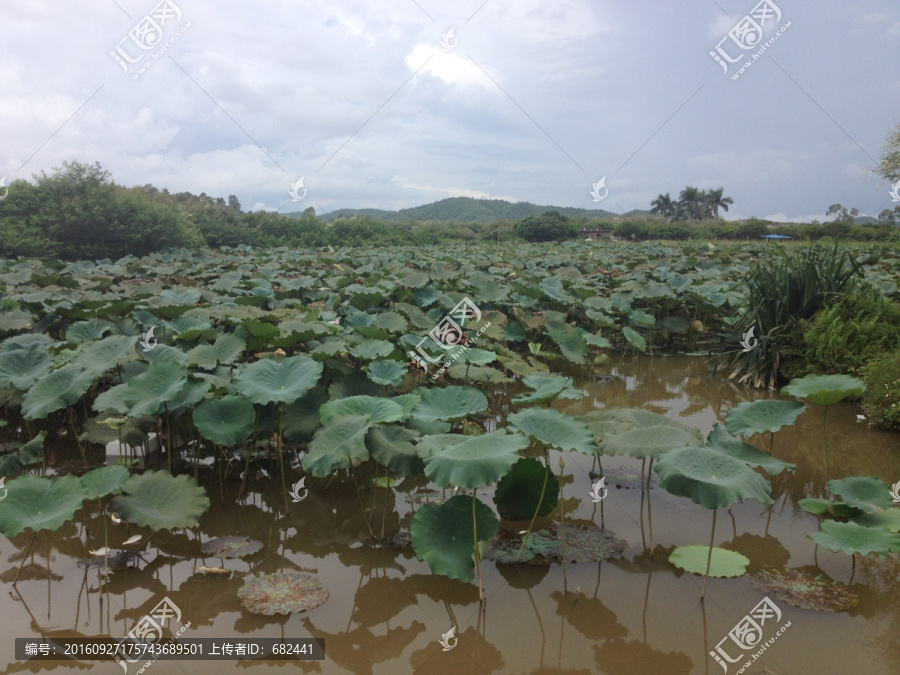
[678,186,707,221]
[876,121,900,182]
[650,193,677,220]
[513,211,579,242]
[705,187,733,220]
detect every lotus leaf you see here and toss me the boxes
[234,354,323,405]
[705,425,796,476]
[507,407,598,455]
[751,569,860,611]
[669,545,749,577]
[111,471,210,530]
[367,359,407,386]
[724,399,807,438]
[185,333,246,370]
[591,408,703,460]
[524,523,627,564]
[201,535,263,558]
[781,373,866,407]
[411,385,488,422]
[493,457,560,520]
[511,374,585,404]
[826,476,894,514]
[622,326,646,352]
[302,414,374,477]
[22,363,95,420]
[192,395,255,446]
[808,520,900,556]
[0,347,53,390]
[423,430,528,488]
[237,571,329,615]
[0,474,88,537]
[320,395,405,425]
[366,424,423,476]
[80,465,130,499]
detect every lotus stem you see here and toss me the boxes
[822,406,830,476]
[351,469,376,538]
[69,410,88,471]
[473,488,483,601]
[558,457,568,594]
[768,431,774,455]
[701,509,717,601]
[515,448,550,563]
[14,533,36,586]
[163,402,172,473]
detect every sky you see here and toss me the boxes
[1,0,899,221]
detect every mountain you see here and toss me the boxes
[286,197,647,223]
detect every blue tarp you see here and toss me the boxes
[761,234,794,239]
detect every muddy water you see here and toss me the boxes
[1,355,899,674]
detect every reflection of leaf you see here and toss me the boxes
[237,572,328,615]
[751,568,860,611]
[669,545,749,578]
[201,536,263,558]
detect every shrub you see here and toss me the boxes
[861,351,900,430]
[514,211,579,242]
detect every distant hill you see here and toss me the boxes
[286,197,648,223]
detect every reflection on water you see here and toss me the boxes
[1,356,899,674]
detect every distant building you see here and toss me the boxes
[581,229,614,241]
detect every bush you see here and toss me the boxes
[861,351,900,430]
[514,211,579,242]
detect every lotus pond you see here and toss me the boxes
[1,242,899,674]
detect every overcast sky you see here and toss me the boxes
[2,0,899,221]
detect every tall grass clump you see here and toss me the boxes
[861,351,900,430]
[717,243,863,388]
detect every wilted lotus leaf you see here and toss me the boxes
[237,572,328,615]
[201,535,263,558]
[484,528,536,564]
[525,523,627,564]
[751,569,860,611]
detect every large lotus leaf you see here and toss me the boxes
[367,359,407,386]
[423,430,528,488]
[706,425,796,476]
[459,348,497,366]
[164,378,211,419]
[160,288,203,305]
[799,498,859,518]
[80,465,130,500]
[320,395,405,425]
[669,545,749,577]
[372,311,408,333]
[0,431,46,476]
[852,509,900,532]
[524,522,627,563]
[72,335,139,378]
[111,471,210,531]
[826,476,894,514]
[724,399,807,438]
[193,395,255,446]
[540,277,572,303]
[750,569,860,611]
[0,347,53,390]
[547,326,588,364]
[414,433,469,460]
[301,415,373,477]
[237,572,329,615]
[142,343,188,365]
[22,363,95,420]
[282,386,327,442]
[235,354,323,405]
[511,374,585,404]
[595,408,703,459]
[0,333,57,353]
[366,424,423,476]
[808,520,900,556]
[66,319,112,342]
[781,374,866,407]
[185,333,246,370]
[411,385,488,423]
[507,407,598,454]
[122,360,189,417]
[410,495,499,582]
[202,535,263,559]
[349,339,396,361]
[0,475,88,537]
[655,444,774,510]
[622,326,646,353]
[494,457,559,520]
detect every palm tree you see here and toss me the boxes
[678,186,705,221]
[705,187,734,220]
[650,193,677,220]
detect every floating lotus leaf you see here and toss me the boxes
[367,359,407,386]
[751,569,860,611]
[0,474,88,537]
[366,424,423,476]
[808,520,900,557]
[706,425,796,476]
[507,407,598,454]
[484,528,536,564]
[669,545,749,578]
[724,399,807,438]
[302,414,373,477]
[524,523,627,564]
[411,385,488,422]
[410,495,499,582]
[22,363,95,420]
[0,346,53,390]
[201,535,263,558]
[320,395,405,425]
[192,395,255,446]
[80,466,130,500]
[590,407,703,460]
[781,373,866,407]
[493,457,559,520]
[827,476,894,514]
[423,430,528,488]
[234,354,323,405]
[511,374,584,404]
[111,471,210,531]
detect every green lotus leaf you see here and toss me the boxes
[724,399,807,438]
[411,385,488,423]
[349,339,395,361]
[235,354,323,405]
[0,474,88,537]
[423,430,528,488]
[799,498,859,518]
[72,335,140,378]
[540,277,572,303]
[80,465,130,500]
[0,346,53,390]
[669,545,749,578]
[547,326,588,364]
[852,509,900,532]
[414,433,468,460]
[0,432,46,477]
[507,407,598,454]
[622,326,646,353]
[781,374,866,407]
[524,522,626,563]
[655,444,774,510]
[66,319,111,342]
[826,476,894,514]
[592,408,703,460]
[160,288,203,305]
[111,471,210,531]
[301,414,373,477]
[511,374,585,404]
[237,571,329,615]
[706,425,796,476]
[628,309,656,328]
[410,495,499,582]
[22,363,95,420]
[185,333,246,370]
[164,378,211,419]
[808,520,900,556]
[141,344,188,365]
[459,348,497,366]
[366,424,423,476]
[371,311,408,333]
[494,457,559,520]
[121,360,189,418]
[282,386,327,442]
[320,395,405,425]
[367,360,407,386]
[193,395,255,446]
